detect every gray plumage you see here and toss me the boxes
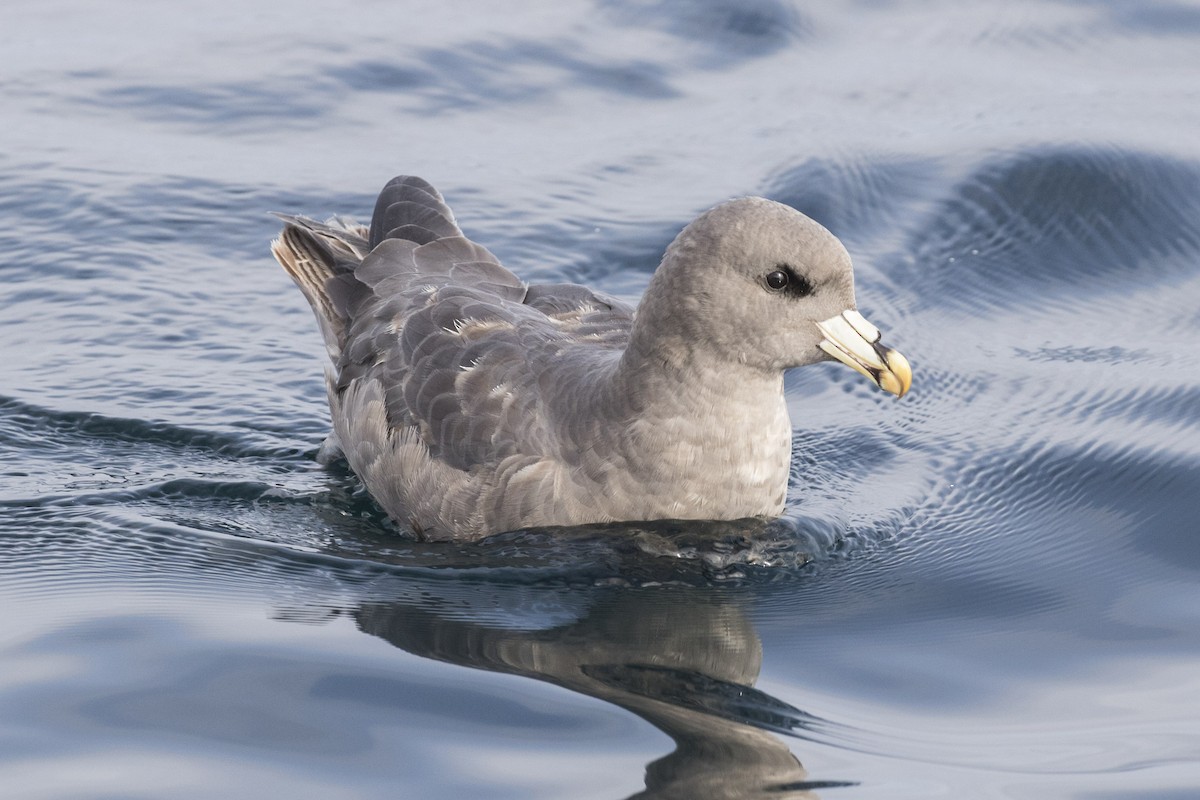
[273,175,890,540]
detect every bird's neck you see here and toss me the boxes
[613,333,790,445]
[618,294,786,412]
[595,332,793,520]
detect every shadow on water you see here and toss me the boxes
[353,592,851,798]
[284,553,854,799]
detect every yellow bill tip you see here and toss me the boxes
[817,310,912,398]
[877,346,912,398]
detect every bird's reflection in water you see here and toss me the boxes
[284,515,853,797]
[327,554,851,799]
[353,590,817,798]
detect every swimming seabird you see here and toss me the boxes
[272,176,910,539]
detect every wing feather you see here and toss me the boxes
[273,174,638,507]
[369,176,460,249]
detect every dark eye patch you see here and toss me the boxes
[763,264,813,297]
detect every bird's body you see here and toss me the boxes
[273,176,910,540]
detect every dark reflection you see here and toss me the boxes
[894,148,1200,314]
[337,576,850,799]
[599,0,809,66]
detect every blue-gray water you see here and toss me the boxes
[3,2,1200,798]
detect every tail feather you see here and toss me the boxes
[271,221,364,358]
[272,212,370,259]
[272,176,476,361]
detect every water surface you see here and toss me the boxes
[3,1,1200,798]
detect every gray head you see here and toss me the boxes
[634,197,911,396]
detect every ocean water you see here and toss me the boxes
[3,1,1200,798]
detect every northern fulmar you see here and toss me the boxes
[272,176,911,540]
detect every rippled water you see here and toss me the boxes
[3,1,1200,798]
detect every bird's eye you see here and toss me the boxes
[765,270,789,290]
